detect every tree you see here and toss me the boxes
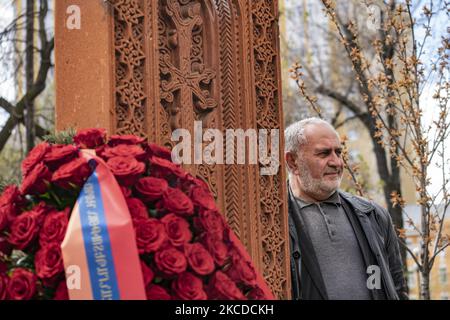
[0,0,54,167]
[290,0,449,299]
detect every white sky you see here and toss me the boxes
[0,1,16,126]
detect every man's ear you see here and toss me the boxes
[285,152,298,175]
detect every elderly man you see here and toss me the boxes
[285,117,408,300]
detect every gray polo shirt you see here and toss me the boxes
[294,191,372,300]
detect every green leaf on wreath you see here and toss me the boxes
[153,277,163,284]
[0,176,19,193]
[149,208,158,218]
[11,250,35,270]
[39,193,51,200]
[43,127,76,145]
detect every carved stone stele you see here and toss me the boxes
[55,0,290,299]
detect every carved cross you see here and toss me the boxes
[160,0,217,131]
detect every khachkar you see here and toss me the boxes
[55,0,290,299]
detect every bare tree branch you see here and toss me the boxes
[399,238,423,271]
[0,36,54,150]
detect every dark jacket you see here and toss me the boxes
[288,186,409,300]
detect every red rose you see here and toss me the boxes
[126,198,149,220]
[134,218,167,254]
[201,233,229,267]
[8,203,47,250]
[20,162,51,195]
[146,284,171,300]
[207,271,246,300]
[53,280,69,300]
[162,188,194,217]
[52,157,92,189]
[226,249,257,287]
[192,177,210,190]
[102,145,146,161]
[0,206,9,231]
[95,144,106,158]
[0,260,7,273]
[25,201,49,216]
[107,156,146,186]
[172,272,207,300]
[190,186,217,210]
[140,261,154,287]
[136,177,169,202]
[39,208,69,246]
[150,156,187,180]
[120,186,132,198]
[0,236,12,256]
[35,243,64,280]
[184,243,215,276]
[247,287,269,300]
[73,128,107,149]
[108,134,145,147]
[161,213,192,247]
[44,144,79,170]
[195,209,225,240]
[21,142,50,177]
[0,272,9,300]
[0,185,25,226]
[7,268,37,300]
[178,174,206,193]
[146,143,172,161]
[0,185,24,209]
[154,246,187,278]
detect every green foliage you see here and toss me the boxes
[43,127,76,145]
[0,139,24,186]
[36,185,81,211]
[149,208,158,218]
[10,250,35,271]
[153,277,163,284]
[0,175,19,193]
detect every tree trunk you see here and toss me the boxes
[419,158,431,299]
[420,259,430,299]
[384,167,408,294]
[361,114,408,276]
[25,0,35,152]
[386,114,409,289]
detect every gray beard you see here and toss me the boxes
[298,163,342,199]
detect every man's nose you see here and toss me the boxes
[328,152,342,168]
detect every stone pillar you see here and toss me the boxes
[55,0,290,299]
[55,0,115,131]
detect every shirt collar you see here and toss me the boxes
[294,190,341,209]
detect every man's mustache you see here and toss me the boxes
[324,170,342,175]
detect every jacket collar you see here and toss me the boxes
[337,190,375,214]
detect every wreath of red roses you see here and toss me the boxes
[0,128,274,300]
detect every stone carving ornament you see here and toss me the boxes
[109,0,289,299]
